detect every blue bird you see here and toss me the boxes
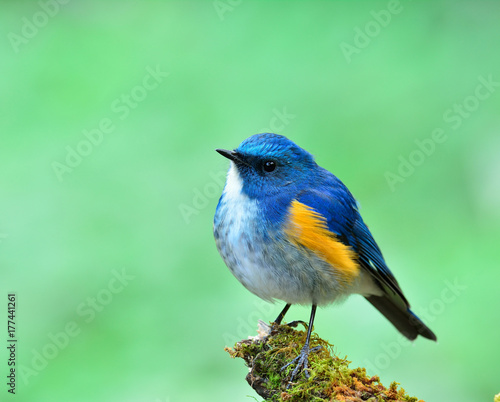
[213,133,436,382]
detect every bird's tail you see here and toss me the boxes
[365,295,437,341]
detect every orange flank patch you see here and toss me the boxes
[285,200,360,284]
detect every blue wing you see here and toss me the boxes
[294,170,408,306]
[289,169,436,340]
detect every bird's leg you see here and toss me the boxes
[281,305,321,384]
[274,303,291,325]
[273,304,307,328]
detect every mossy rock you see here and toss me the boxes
[225,321,423,402]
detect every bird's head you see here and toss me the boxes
[217,133,317,199]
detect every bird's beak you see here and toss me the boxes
[216,149,240,163]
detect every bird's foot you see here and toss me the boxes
[281,344,322,386]
[271,320,307,332]
[283,320,307,328]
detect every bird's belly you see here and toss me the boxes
[214,200,357,305]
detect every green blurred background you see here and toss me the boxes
[1,1,499,401]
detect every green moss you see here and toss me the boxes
[225,322,424,402]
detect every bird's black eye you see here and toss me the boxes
[263,160,276,173]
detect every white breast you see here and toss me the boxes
[221,163,250,235]
[215,164,280,301]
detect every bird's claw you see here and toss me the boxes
[271,320,306,333]
[281,345,322,386]
[284,320,307,328]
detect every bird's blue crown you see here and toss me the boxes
[237,133,315,166]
